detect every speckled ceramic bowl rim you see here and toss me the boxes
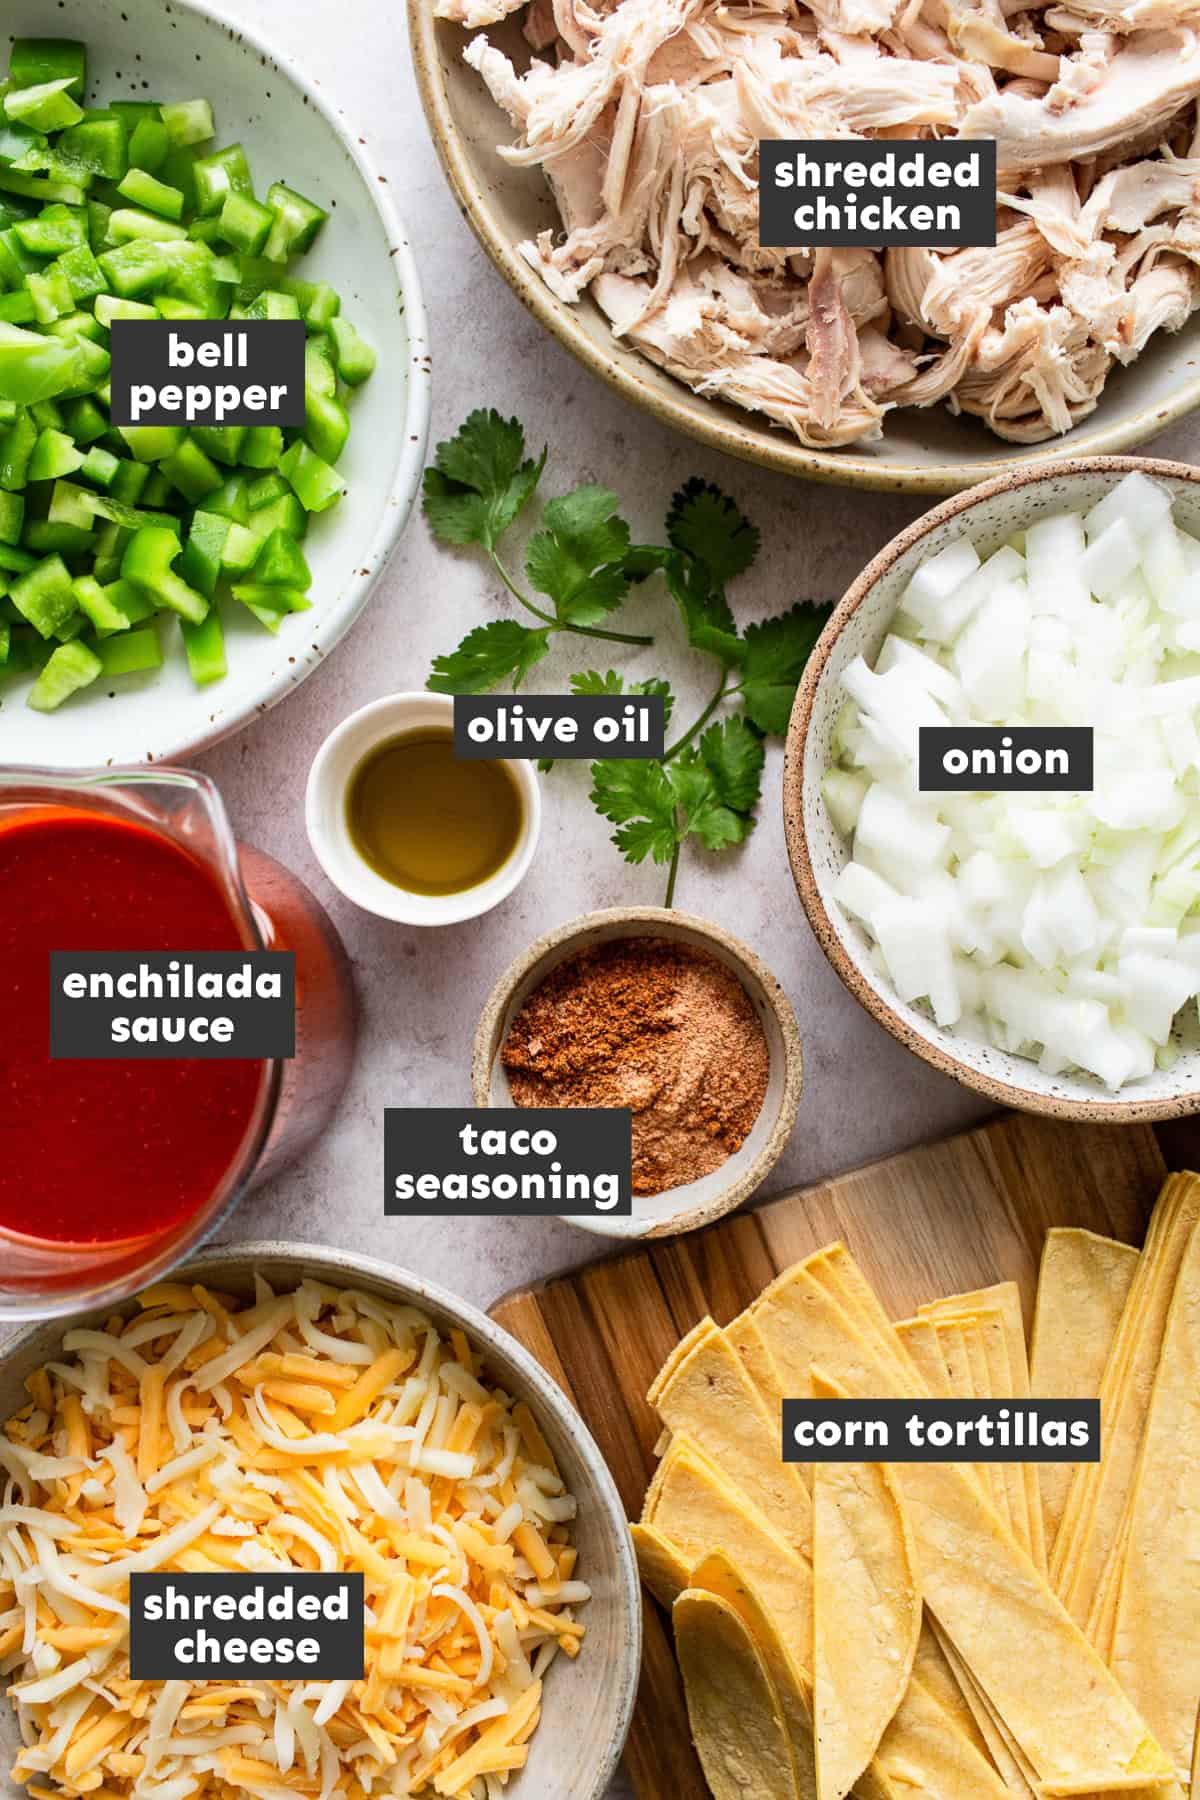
[148,0,432,758]
[784,453,1200,1122]
[408,0,1200,496]
[472,906,804,1236]
[0,1240,641,1800]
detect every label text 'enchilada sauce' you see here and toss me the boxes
[0,807,267,1246]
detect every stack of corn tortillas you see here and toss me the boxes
[633,1172,1200,1800]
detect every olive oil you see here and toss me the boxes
[346,729,524,896]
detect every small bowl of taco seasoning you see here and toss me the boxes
[473,909,803,1238]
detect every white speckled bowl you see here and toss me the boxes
[784,455,1200,1121]
[0,1243,641,1800]
[1,0,431,766]
[473,908,804,1238]
[411,0,1200,495]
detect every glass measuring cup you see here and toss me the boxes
[0,765,356,1320]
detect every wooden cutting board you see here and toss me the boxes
[491,1110,1197,1800]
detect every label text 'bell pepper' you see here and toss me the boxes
[130,1574,364,1681]
[385,1107,633,1217]
[49,951,295,1057]
[109,319,306,427]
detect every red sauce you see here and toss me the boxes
[0,807,267,1246]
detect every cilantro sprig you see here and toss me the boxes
[424,412,832,904]
[423,410,652,693]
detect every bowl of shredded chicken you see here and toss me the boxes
[412,0,1200,489]
[0,1246,640,1800]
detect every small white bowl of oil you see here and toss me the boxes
[305,693,541,925]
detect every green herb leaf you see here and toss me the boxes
[590,758,680,865]
[737,601,833,735]
[428,619,550,694]
[667,759,746,853]
[663,551,744,668]
[696,714,764,815]
[667,478,760,589]
[526,485,632,626]
[569,669,626,695]
[422,409,546,550]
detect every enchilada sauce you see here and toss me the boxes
[0,807,267,1246]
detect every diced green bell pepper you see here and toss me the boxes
[159,435,222,503]
[116,167,184,220]
[72,572,130,632]
[190,424,245,467]
[99,624,161,675]
[107,206,189,245]
[160,100,213,148]
[27,426,83,481]
[47,478,94,529]
[55,242,105,302]
[10,41,88,102]
[118,423,186,462]
[253,526,310,588]
[0,322,83,403]
[180,606,225,684]
[304,389,349,465]
[62,394,106,444]
[192,142,251,215]
[121,523,208,622]
[328,317,375,386]
[54,118,127,181]
[128,117,169,174]
[14,201,86,254]
[247,471,289,510]
[204,473,250,524]
[179,509,228,597]
[250,491,307,541]
[10,552,76,636]
[94,293,158,325]
[279,439,343,512]
[110,459,150,504]
[0,492,24,542]
[0,410,37,489]
[5,82,85,136]
[240,424,282,468]
[262,183,327,262]
[0,292,35,325]
[27,636,102,708]
[218,190,272,255]
[232,581,310,631]
[78,442,118,487]
[0,168,88,206]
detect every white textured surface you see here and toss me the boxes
[12,1,1200,1793]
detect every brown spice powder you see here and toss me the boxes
[501,937,771,1196]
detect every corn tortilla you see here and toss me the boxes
[811,1380,920,1800]
[748,1255,1173,1789]
[648,1319,810,1554]
[674,1589,799,1800]
[1110,1218,1200,1782]
[1030,1230,1139,1554]
[691,1551,820,1800]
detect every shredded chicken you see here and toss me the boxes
[436,0,1200,444]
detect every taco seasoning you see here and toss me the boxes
[501,936,770,1195]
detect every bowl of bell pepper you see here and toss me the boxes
[0,0,431,765]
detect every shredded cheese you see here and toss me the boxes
[0,1281,587,1800]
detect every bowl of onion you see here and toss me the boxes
[785,455,1200,1121]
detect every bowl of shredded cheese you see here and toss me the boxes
[0,1244,640,1800]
